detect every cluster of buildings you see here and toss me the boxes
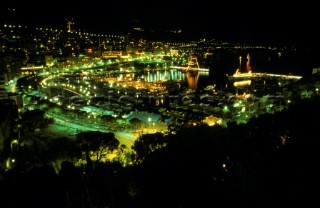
[1,13,314,161]
[0,17,209,154]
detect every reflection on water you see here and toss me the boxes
[186,71,200,89]
[233,80,252,87]
[118,69,209,89]
[145,70,185,83]
[114,48,313,91]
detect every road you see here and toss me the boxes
[46,112,139,150]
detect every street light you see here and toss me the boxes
[148,117,151,128]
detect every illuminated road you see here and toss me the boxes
[46,112,139,149]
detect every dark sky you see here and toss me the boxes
[1,0,319,44]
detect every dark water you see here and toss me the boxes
[130,48,320,91]
[196,48,320,89]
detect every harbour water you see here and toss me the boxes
[185,48,320,90]
[116,48,319,93]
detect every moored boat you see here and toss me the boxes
[227,68,253,81]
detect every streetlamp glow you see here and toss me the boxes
[148,117,151,128]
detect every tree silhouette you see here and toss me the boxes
[21,109,46,129]
[131,132,166,164]
[133,124,241,207]
[129,117,145,130]
[76,131,119,163]
[45,137,82,166]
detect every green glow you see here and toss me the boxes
[237,118,248,124]
[223,106,230,113]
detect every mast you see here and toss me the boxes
[246,53,251,72]
[240,55,242,71]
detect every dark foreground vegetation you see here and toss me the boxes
[1,96,319,208]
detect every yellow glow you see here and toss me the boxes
[234,80,252,87]
[203,115,222,126]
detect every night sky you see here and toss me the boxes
[1,0,319,44]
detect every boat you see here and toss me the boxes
[227,54,254,81]
[227,68,253,81]
[176,55,210,72]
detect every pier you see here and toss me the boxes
[252,72,302,80]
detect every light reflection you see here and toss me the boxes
[234,80,252,87]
